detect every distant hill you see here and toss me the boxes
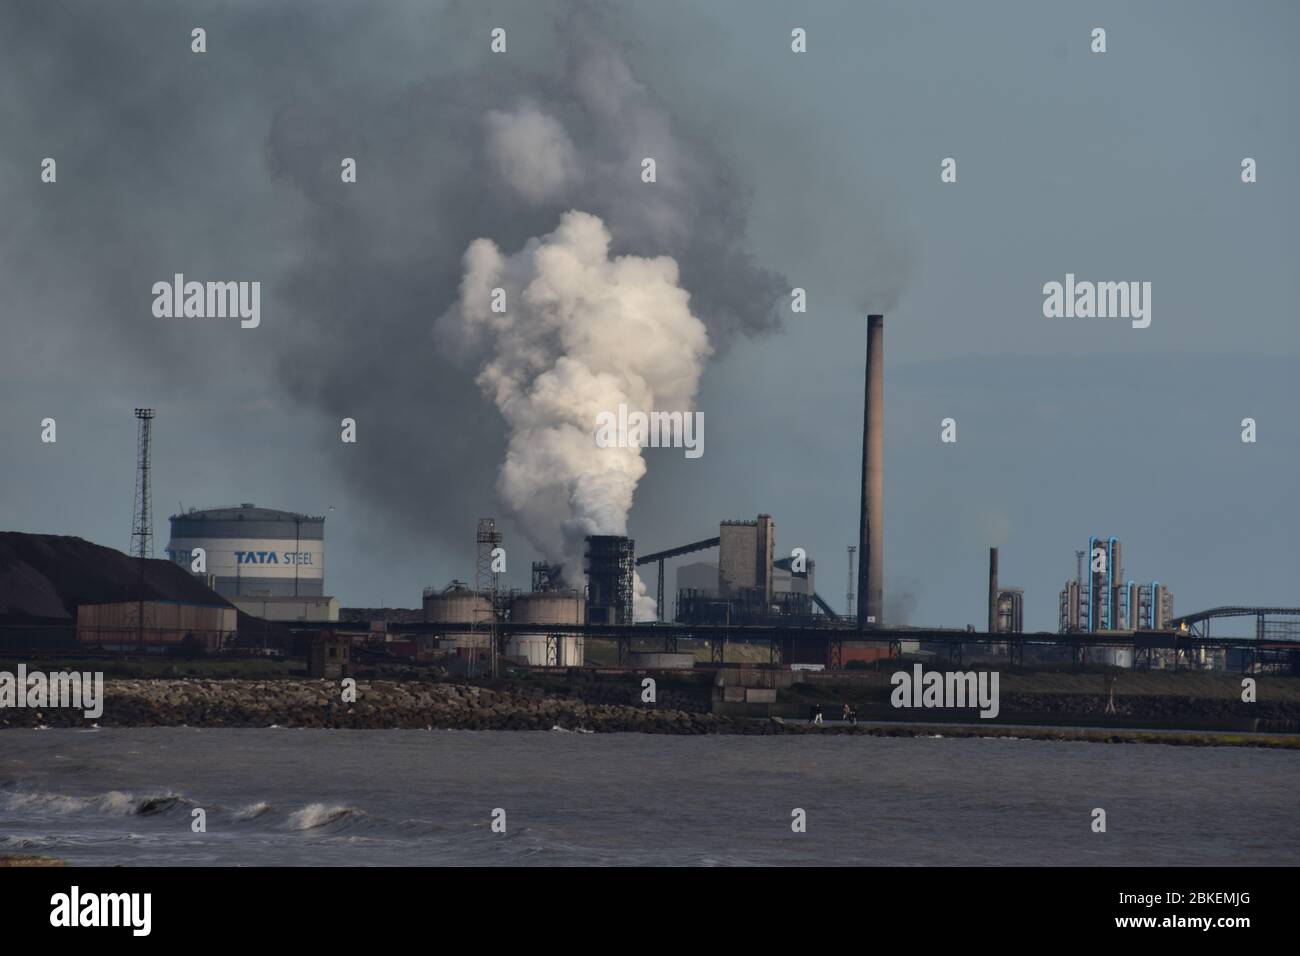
[0,532,233,624]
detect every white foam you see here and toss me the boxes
[288,803,358,831]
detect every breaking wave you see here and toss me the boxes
[0,785,193,817]
[287,803,366,831]
[233,801,272,821]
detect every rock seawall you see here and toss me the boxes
[3,679,1297,746]
[0,679,738,734]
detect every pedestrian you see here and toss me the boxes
[813,704,823,725]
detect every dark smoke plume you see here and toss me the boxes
[0,1,787,565]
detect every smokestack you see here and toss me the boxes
[857,314,884,627]
[988,547,999,634]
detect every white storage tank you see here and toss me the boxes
[508,592,585,666]
[423,584,493,625]
[423,583,494,652]
[166,504,325,599]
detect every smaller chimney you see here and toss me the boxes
[988,547,999,634]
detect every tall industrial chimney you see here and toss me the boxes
[988,547,999,634]
[857,314,884,627]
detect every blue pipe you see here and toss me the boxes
[1107,537,1117,630]
[1087,536,1096,632]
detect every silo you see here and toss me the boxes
[507,591,585,667]
[166,504,325,599]
[423,584,493,625]
[423,583,494,654]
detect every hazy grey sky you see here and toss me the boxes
[2,0,1296,631]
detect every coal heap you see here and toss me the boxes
[0,532,233,624]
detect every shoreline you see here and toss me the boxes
[2,678,1298,748]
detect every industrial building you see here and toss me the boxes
[307,633,351,679]
[986,548,1024,635]
[230,595,340,623]
[188,306,1286,677]
[994,588,1024,634]
[584,534,634,626]
[718,515,774,606]
[675,515,823,626]
[419,581,587,668]
[166,504,339,622]
[628,314,886,636]
[413,525,644,670]
[1059,536,1173,632]
[76,600,237,652]
[676,562,718,592]
[773,554,815,601]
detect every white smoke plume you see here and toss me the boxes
[437,210,711,619]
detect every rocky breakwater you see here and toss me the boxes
[0,679,754,734]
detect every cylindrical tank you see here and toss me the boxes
[423,588,493,624]
[507,591,585,666]
[509,592,585,626]
[166,503,325,599]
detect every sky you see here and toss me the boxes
[1,0,1296,632]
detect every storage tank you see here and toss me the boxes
[166,504,324,599]
[423,583,493,624]
[423,583,494,653]
[507,591,585,666]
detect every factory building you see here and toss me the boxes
[676,562,718,592]
[584,535,634,625]
[718,515,774,607]
[994,588,1024,634]
[772,554,814,598]
[166,504,338,622]
[986,549,1023,634]
[421,576,587,668]
[234,596,340,623]
[676,515,819,625]
[1059,536,1173,632]
[76,600,237,653]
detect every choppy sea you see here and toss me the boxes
[2,728,1296,866]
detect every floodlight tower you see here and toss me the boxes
[130,409,156,559]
